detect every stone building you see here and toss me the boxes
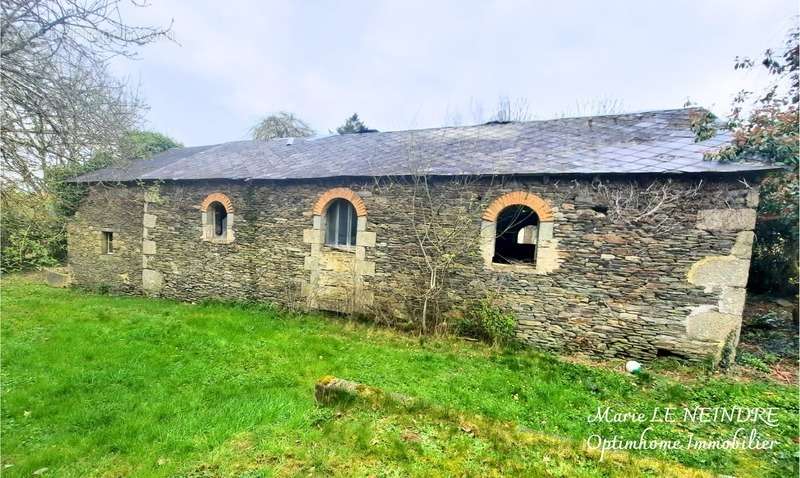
[68,108,777,363]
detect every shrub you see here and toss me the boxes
[748,215,799,296]
[0,130,182,274]
[736,351,779,373]
[633,370,654,386]
[0,187,63,273]
[750,311,782,329]
[456,298,517,346]
[1,229,60,272]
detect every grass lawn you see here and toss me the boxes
[1,277,797,477]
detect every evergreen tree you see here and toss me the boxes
[336,113,378,134]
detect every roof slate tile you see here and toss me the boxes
[74,108,778,183]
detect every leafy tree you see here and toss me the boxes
[707,26,799,295]
[122,131,182,161]
[0,186,61,273]
[336,113,378,134]
[1,129,180,272]
[250,112,314,140]
[47,130,182,218]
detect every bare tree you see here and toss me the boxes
[589,178,703,234]
[370,133,498,334]
[490,96,533,122]
[466,98,484,125]
[0,0,172,271]
[1,0,172,192]
[442,103,464,127]
[1,0,171,59]
[560,98,627,118]
[447,96,625,128]
[250,112,314,140]
[407,175,485,332]
[442,96,533,127]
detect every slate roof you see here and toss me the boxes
[74,108,778,183]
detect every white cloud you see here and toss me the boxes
[111,0,797,145]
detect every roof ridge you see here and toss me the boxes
[365,107,707,137]
[178,107,708,150]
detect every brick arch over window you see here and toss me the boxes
[200,193,234,213]
[479,191,559,274]
[200,193,235,244]
[482,191,553,222]
[312,188,367,217]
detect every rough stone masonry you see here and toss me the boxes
[65,109,777,364]
[67,174,761,364]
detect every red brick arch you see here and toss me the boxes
[200,193,234,213]
[482,191,553,222]
[312,188,367,217]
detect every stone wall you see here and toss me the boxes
[67,184,144,293]
[67,174,761,363]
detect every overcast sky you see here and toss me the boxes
[112,1,797,146]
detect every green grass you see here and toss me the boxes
[1,277,797,477]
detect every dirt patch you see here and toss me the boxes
[737,295,798,384]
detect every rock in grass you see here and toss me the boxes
[315,376,363,404]
[314,376,412,406]
[45,268,71,288]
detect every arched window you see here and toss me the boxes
[209,201,228,238]
[493,205,539,264]
[200,193,235,243]
[480,191,559,273]
[305,187,376,311]
[325,198,357,247]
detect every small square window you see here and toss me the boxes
[102,231,114,254]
